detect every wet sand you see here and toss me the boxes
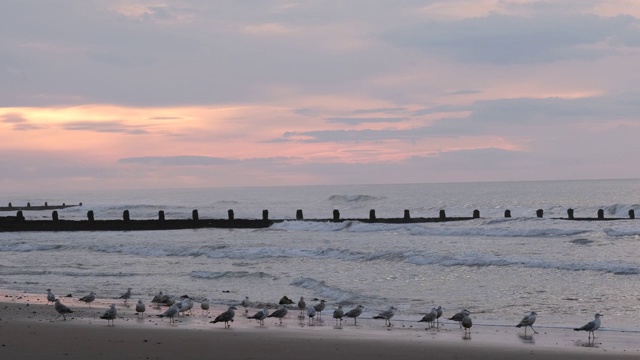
[1,291,639,359]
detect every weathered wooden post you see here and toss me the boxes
[333,209,340,221]
[27,202,31,208]
[369,209,376,220]
[45,202,48,207]
[79,202,82,206]
[567,208,574,219]
[473,209,480,218]
[262,210,269,221]
[8,202,12,208]
[228,209,234,220]
[597,209,604,219]
[192,209,199,221]
[296,209,303,220]
[63,203,66,206]
[87,210,94,221]
[504,209,511,218]
[630,209,635,219]
[536,209,543,218]
[52,211,59,221]
[123,210,130,221]
[439,210,446,219]
[404,209,410,219]
[16,210,24,222]
[158,210,165,221]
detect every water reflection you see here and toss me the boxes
[517,333,536,345]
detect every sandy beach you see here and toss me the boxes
[1,291,639,360]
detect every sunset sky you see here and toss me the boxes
[2,0,640,192]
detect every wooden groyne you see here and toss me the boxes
[0,207,635,232]
[0,202,81,212]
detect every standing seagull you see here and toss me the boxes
[157,303,179,324]
[248,308,269,326]
[79,292,96,307]
[119,288,132,304]
[462,311,472,335]
[448,309,469,329]
[54,299,73,320]
[101,304,117,326]
[307,305,317,325]
[151,291,164,307]
[268,306,288,325]
[298,296,306,317]
[135,299,146,318]
[419,308,438,329]
[313,299,326,320]
[200,298,210,316]
[345,305,364,325]
[516,311,538,335]
[574,313,603,340]
[373,306,397,327]
[241,296,250,314]
[46,289,56,305]
[435,306,443,328]
[333,305,344,326]
[211,306,237,328]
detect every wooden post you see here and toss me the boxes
[536,209,543,218]
[567,208,574,220]
[16,210,24,222]
[45,202,48,207]
[504,209,511,218]
[404,209,410,219]
[597,209,604,219]
[629,209,635,219]
[262,210,269,220]
[27,202,31,208]
[159,210,165,221]
[333,209,340,221]
[123,210,130,221]
[473,209,480,218]
[87,210,94,221]
[192,209,199,221]
[439,210,446,219]
[52,211,58,221]
[228,209,234,220]
[296,209,303,220]
[79,202,82,206]
[369,209,376,220]
[8,202,12,208]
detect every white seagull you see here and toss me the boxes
[574,313,603,340]
[516,311,538,335]
[373,306,397,327]
[135,299,146,318]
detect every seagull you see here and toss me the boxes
[373,306,397,327]
[248,308,268,326]
[100,304,117,326]
[46,289,56,305]
[241,296,250,314]
[135,299,146,318]
[435,306,443,328]
[298,296,306,317]
[313,299,326,320]
[119,288,132,304]
[79,292,96,307]
[419,308,438,328]
[151,291,164,307]
[516,311,538,335]
[462,311,472,335]
[157,303,179,324]
[345,305,364,325]
[165,296,176,306]
[200,298,210,316]
[333,305,344,326]
[54,299,73,320]
[178,298,193,316]
[307,305,316,325]
[268,306,288,325]
[448,309,469,329]
[574,313,603,339]
[211,306,237,328]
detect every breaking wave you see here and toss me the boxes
[290,277,359,303]
[190,271,276,280]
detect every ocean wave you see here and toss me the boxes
[290,277,359,303]
[328,194,383,203]
[603,227,640,237]
[0,243,65,252]
[89,244,229,257]
[190,271,276,280]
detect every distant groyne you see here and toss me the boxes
[0,202,81,212]
[0,206,636,232]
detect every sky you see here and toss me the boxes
[2,0,640,192]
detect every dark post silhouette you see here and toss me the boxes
[629,209,635,219]
[597,209,604,219]
[27,202,31,208]
[192,209,199,221]
[8,202,12,208]
[52,211,59,221]
[567,208,574,220]
[123,210,130,221]
[228,209,234,220]
[439,210,446,219]
[333,209,340,221]
[45,202,48,207]
[473,209,480,218]
[159,210,165,221]
[536,209,543,218]
[296,209,303,220]
[16,210,25,222]
[369,209,376,220]
[63,203,66,206]
[79,202,82,206]
[87,210,94,221]
[504,209,511,218]
[262,210,269,221]
[404,209,410,219]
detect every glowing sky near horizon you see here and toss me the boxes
[1,0,640,192]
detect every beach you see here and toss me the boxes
[1,291,638,360]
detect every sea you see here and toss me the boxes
[1,179,640,331]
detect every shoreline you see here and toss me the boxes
[1,291,639,359]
